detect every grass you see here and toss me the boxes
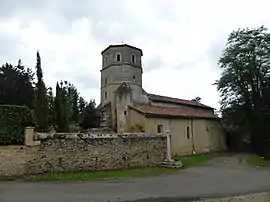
[24,167,179,181]
[246,154,270,167]
[24,153,220,181]
[176,152,220,168]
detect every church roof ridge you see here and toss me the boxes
[147,93,213,109]
[128,104,218,119]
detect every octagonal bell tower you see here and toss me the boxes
[100,44,144,130]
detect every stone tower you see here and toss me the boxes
[100,44,144,131]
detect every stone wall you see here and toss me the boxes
[0,146,27,178]
[24,128,167,175]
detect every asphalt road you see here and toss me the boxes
[1,156,270,202]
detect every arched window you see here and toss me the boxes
[131,54,136,63]
[116,53,121,61]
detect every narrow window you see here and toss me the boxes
[116,53,121,61]
[133,76,135,79]
[104,57,107,65]
[105,92,107,99]
[105,77,108,85]
[157,125,163,133]
[187,126,190,139]
[124,111,127,115]
[131,54,136,63]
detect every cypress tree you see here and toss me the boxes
[55,81,69,132]
[34,51,49,131]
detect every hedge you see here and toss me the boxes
[0,105,33,145]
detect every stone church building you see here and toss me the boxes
[98,44,227,156]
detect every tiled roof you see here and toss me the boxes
[129,103,218,119]
[147,93,213,109]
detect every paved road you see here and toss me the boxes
[1,155,270,202]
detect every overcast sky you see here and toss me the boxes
[0,0,270,110]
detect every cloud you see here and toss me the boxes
[1,0,270,110]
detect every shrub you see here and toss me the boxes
[0,105,33,145]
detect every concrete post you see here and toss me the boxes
[24,127,40,146]
[166,130,173,162]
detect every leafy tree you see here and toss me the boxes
[0,60,34,108]
[61,81,79,123]
[78,96,87,115]
[79,100,100,129]
[216,26,270,157]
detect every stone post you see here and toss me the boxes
[24,127,40,146]
[166,130,173,162]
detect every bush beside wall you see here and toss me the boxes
[0,105,33,145]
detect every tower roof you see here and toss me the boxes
[101,44,143,56]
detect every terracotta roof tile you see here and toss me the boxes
[129,103,218,119]
[147,93,213,109]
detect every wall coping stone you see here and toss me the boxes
[35,132,166,140]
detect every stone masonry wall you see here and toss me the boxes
[0,146,27,178]
[25,132,167,175]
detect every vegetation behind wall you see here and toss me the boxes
[0,105,33,145]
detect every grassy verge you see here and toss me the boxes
[176,152,220,168]
[246,154,270,168]
[24,167,178,181]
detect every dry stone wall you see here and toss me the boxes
[26,134,165,174]
[25,131,167,175]
[0,146,27,178]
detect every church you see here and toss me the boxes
[98,44,227,156]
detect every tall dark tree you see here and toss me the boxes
[216,26,270,157]
[0,60,34,108]
[54,81,69,132]
[34,51,49,131]
[47,87,55,128]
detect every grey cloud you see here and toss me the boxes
[52,70,99,90]
[144,55,165,72]
[148,0,180,22]
[0,0,171,44]
[0,0,49,19]
[207,34,228,68]
[0,29,26,65]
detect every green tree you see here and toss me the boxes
[216,26,270,157]
[61,81,79,123]
[34,51,49,131]
[47,87,55,128]
[0,60,34,108]
[79,100,100,129]
[78,96,87,115]
[54,81,69,132]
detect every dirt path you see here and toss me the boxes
[0,155,270,202]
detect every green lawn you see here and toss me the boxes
[24,153,219,181]
[176,152,220,168]
[246,154,270,167]
[24,167,178,181]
